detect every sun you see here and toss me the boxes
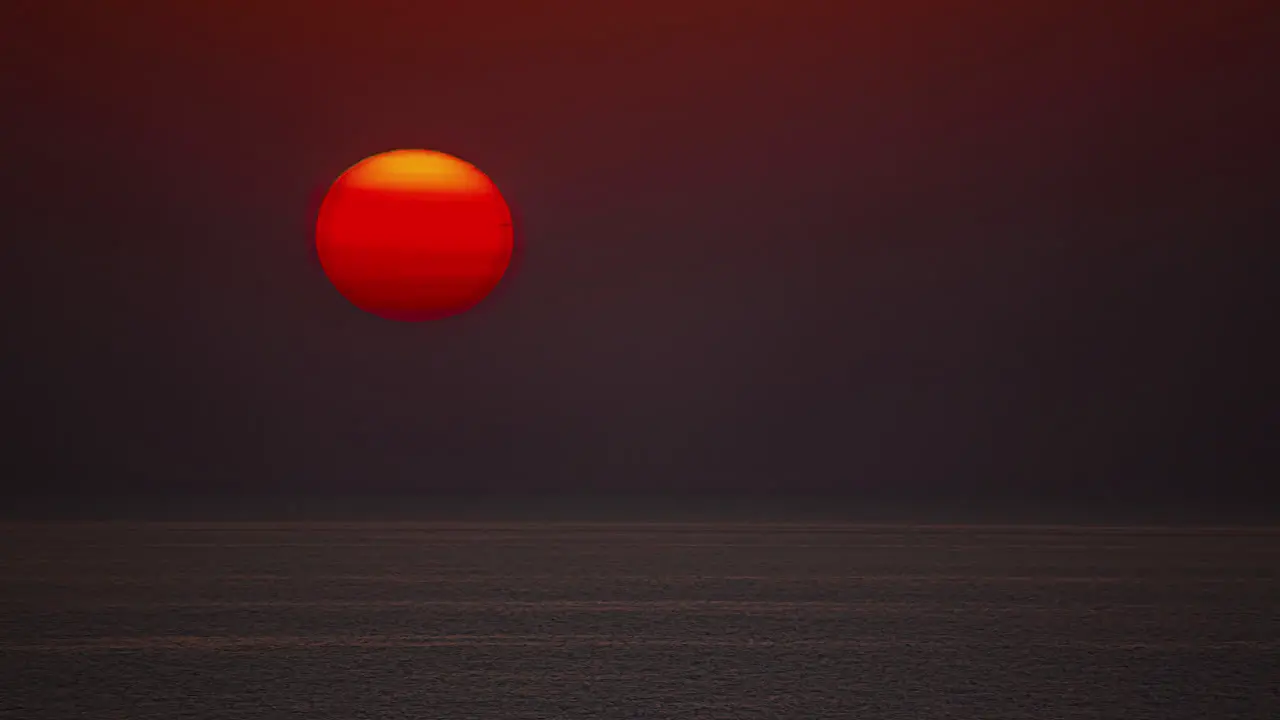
[315,149,514,322]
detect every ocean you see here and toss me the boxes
[1,522,1276,718]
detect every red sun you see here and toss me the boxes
[315,149,514,322]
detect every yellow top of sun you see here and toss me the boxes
[341,149,491,192]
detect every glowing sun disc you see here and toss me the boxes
[315,149,514,322]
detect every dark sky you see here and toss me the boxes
[3,1,1277,516]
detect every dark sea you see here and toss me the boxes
[1,522,1277,719]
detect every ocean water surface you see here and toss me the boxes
[1,522,1277,718]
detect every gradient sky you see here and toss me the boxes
[3,1,1276,515]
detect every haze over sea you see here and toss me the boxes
[2,515,1277,718]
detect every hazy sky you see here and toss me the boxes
[4,1,1276,514]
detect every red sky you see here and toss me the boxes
[3,1,1276,517]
